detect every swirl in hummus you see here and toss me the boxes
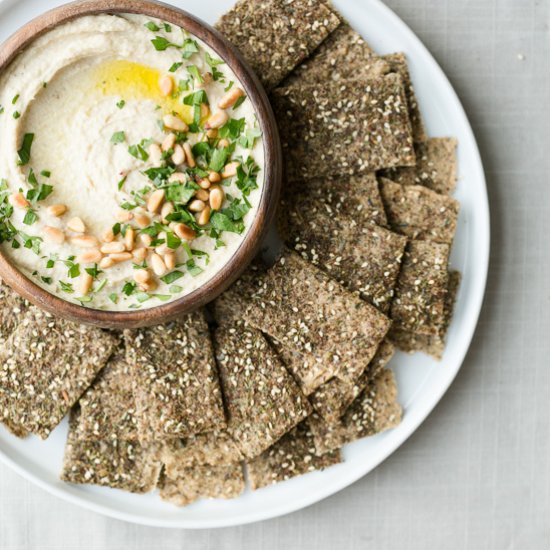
[0,14,263,310]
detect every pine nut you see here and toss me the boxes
[140,233,153,248]
[155,243,170,256]
[43,226,65,244]
[160,202,175,223]
[132,247,148,262]
[71,235,99,248]
[9,192,29,209]
[164,252,176,271]
[206,129,218,139]
[197,205,211,226]
[202,72,213,86]
[47,204,67,217]
[79,272,93,295]
[103,228,115,243]
[208,171,221,183]
[221,162,239,178]
[67,216,86,233]
[147,189,165,213]
[205,110,229,129]
[159,75,174,96]
[110,252,133,262]
[124,227,135,251]
[163,114,188,132]
[189,199,206,212]
[151,253,167,276]
[169,172,187,183]
[218,138,230,148]
[148,143,162,166]
[173,223,196,241]
[77,249,102,264]
[171,144,185,165]
[209,185,224,211]
[218,87,245,109]
[100,241,125,254]
[115,209,133,222]
[162,133,177,152]
[99,257,115,269]
[139,278,158,292]
[183,142,196,167]
[199,178,211,189]
[133,269,151,284]
[134,212,150,228]
[195,189,209,201]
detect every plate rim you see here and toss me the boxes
[0,0,490,529]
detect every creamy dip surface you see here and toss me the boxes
[0,14,264,310]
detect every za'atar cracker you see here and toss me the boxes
[215,0,341,90]
[383,52,427,143]
[0,308,118,439]
[213,319,311,459]
[247,420,342,490]
[380,137,458,195]
[379,177,459,244]
[310,369,402,455]
[73,345,139,441]
[280,194,407,312]
[389,270,461,359]
[158,463,245,507]
[390,240,450,336]
[272,74,415,180]
[61,408,161,493]
[283,23,390,87]
[124,310,225,442]
[308,339,395,422]
[244,250,391,386]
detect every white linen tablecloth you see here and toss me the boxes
[1,0,549,548]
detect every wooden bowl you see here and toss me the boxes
[0,0,282,329]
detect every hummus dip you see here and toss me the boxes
[0,14,264,310]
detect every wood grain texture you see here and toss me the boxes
[0,0,282,329]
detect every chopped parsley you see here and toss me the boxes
[169,62,183,73]
[111,131,126,144]
[160,270,184,284]
[22,209,37,225]
[17,133,34,165]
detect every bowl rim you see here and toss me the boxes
[0,0,282,328]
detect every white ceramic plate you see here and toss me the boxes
[0,0,489,528]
